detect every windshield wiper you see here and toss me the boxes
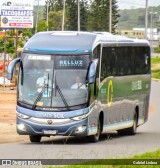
[55,84,70,111]
[32,84,48,110]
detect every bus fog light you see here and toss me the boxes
[17,124,26,131]
[75,126,86,133]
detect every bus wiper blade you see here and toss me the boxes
[56,84,70,111]
[32,84,48,110]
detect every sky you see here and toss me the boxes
[34,0,160,9]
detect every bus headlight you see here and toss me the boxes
[71,114,88,121]
[17,112,30,119]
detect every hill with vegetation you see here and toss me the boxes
[118,6,160,30]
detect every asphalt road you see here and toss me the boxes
[0,80,160,160]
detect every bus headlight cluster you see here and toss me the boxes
[17,112,30,119]
[71,114,88,121]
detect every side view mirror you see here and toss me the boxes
[7,58,21,80]
[88,59,98,84]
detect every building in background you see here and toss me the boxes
[116,28,160,48]
[133,28,159,41]
[116,29,145,39]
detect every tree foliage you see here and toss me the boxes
[65,0,88,31]
[88,0,119,32]
[6,38,15,55]
[37,20,47,32]
[65,0,78,30]
[79,0,89,31]
[43,0,89,31]
[0,29,33,58]
[42,0,119,32]
[0,37,4,53]
[43,0,63,20]
[48,10,63,30]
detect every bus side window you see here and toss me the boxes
[116,47,124,76]
[131,47,136,75]
[93,46,100,79]
[134,47,150,75]
[93,45,100,95]
[101,47,107,81]
[144,47,151,73]
[110,48,116,76]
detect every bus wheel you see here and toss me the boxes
[118,112,138,136]
[29,135,41,143]
[128,112,138,135]
[88,119,101,143]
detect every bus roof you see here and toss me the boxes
[23,31,150,54]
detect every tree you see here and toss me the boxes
[112,0,120,33]
[88,0,119,33]
[43,0,63,20]
[0,37,4,53]
[19,29,32,38]
[88,0,104,31]
[66,0,88,31]
[43,0,89,31]
[0,28,33,59]
[6,38,15,57]
[48,10,63,30]
[37,20,47,32]
[0,33,15,58]
[79,0,89,31]
[66,0,78,30]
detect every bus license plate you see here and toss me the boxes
[43,130,57,135]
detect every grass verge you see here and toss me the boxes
[151,57,160,79]
[45,149,160,168]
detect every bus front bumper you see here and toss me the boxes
[17,117,89,137]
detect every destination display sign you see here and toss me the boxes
[0,0,34,28]
[55,55,90,69]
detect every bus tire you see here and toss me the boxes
[29,135,41,143]
[88,119,101,143]
[118,112,138,136]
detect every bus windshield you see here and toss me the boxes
[18,53,90,110]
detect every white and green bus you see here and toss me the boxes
[8,31,151,143]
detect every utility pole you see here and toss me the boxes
[35,0,40,33]
[62,0,65,31]
[145,0,148,39]
[150,11,157,50]
[150,12,153,49]
[109,0,112,33]
[46,0,49,31]
[3,30,6,73]
[78,0,80,31]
